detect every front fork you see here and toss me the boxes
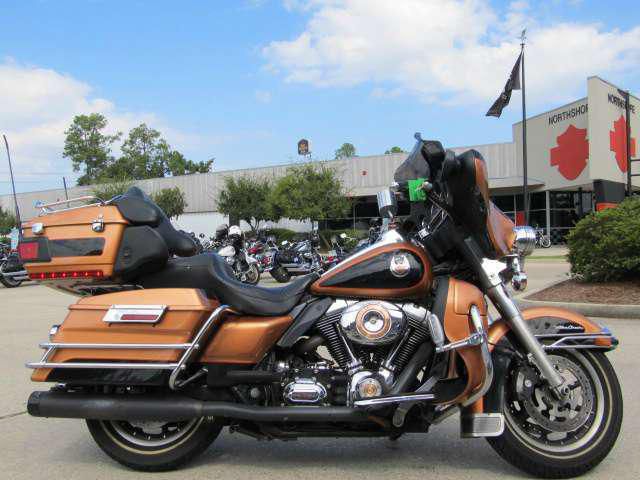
[486,282,568,398]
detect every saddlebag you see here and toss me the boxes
[30,288,217,382]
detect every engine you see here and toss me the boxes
[278,300,438,407]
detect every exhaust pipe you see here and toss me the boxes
[27,391,373,423]
[3,269,29,281]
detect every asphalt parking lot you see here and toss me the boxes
[1,260,638,479]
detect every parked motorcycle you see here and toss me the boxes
[23,139,621,477]
[0,242,28,288]
[269,232,324,283]
[215,225,260,285]
[534,226,552,248]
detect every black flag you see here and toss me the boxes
[486,52,522,117]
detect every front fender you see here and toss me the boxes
[466,306,617,415]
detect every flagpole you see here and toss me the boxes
[3,135,22,231]
[520,30,529,225]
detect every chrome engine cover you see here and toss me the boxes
[283,378,327,404]
[339,300,406,346]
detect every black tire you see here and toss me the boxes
[244,264,260,285]
[0,261,23,288]
[270,265,291,283]
[540,235,552,248]
[86,417,223,471]
[487,351,623,479]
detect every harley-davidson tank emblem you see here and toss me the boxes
[389,253,411,278]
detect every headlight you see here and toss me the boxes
[513,226,536,257]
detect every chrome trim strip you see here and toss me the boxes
[102,305,167,324]
[540,334,617,350]
[26,361,178,370]
[354,393,435,408]
[39,342,192,350]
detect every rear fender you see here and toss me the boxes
[465,306,617,415]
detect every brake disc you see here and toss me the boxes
[516,355,593,433]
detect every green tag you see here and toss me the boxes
[408,178,426,202]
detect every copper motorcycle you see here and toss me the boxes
[23,135,621,477]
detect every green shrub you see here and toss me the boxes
[567,197,640,281]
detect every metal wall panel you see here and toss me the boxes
[1,142,517,221]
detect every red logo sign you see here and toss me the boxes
[609,115,636,173]
[550,124,589,180]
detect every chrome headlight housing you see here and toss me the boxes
[513,226,536,257]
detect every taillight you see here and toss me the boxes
[18,242,39,260]
[29,270,104,280]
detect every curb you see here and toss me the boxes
[517,279,640,319]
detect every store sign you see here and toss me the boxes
[587,77,639,184]
[513,98,590,190]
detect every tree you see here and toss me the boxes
[217,176,279,232]
[0,206,17,234]
[152,187,187,219]
[91,177,134,201]
[116,124,212,180]
[385,146,405,154]
[270,164,350,222]
[334,142,356,159]
[63,113,122,185]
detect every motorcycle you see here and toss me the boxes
[353,218,383,253]
[0,242,28,288]
[269,232,324,283]
[535,226,552,248]
[215,225,261,285]
[23,139,621,477]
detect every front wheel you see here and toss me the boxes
[540,235,552,248]
[86,417,222,471]
[487,350,622,478]
[243,263,260,284]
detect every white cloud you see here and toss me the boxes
[264,0,640,106]
[254,89,273,103]
[0,59,208,186]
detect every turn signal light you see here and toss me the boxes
[29,270,105,280]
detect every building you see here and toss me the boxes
[2,76,637,244]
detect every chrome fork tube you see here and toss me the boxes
[487,283,568,397]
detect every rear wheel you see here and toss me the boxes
[86,417,222,471]
[487,350,622,478]
[270,265,291,283]
[0,261,22,288]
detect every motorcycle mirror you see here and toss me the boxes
[376,189,398,219]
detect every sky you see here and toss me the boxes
[1,0,639,194]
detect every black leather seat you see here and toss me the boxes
[137,253,319,316]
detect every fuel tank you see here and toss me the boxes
[310,234,433,299]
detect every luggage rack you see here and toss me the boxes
[26,304,237,390]
[36,195,107,216]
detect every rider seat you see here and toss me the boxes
[137,253,318,316]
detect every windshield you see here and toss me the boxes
[393,139,430,184]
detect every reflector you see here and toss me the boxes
[17,242,39,260]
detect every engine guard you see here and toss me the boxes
[462,306,618,428]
